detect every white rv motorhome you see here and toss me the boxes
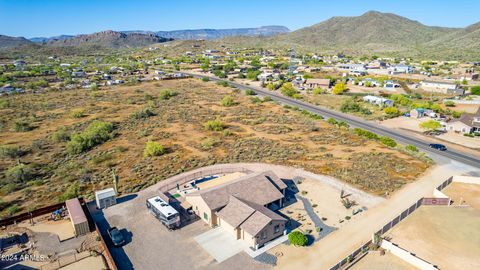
[146,196,180,229]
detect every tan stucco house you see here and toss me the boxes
[185,171,287,249]
[446,108,480,134]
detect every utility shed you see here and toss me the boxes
[65,198,89,236]
[95,188,117,209]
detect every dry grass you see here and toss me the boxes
[0,79,429,216]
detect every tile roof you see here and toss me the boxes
[217,195,286,236]
[187,171,285,210]
[457,107,480,128]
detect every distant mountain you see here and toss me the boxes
[0,35,34,49]
[46,30,172,48]
[30,35,74,43]
[153,25,290,40]
[273,11,458,52]
[212,11,480,60]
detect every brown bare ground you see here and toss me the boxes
[384,206,480,270]
[0,79,428,216]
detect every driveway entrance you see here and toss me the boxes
[194,227,246,263]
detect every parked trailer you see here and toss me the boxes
[146,196,180,229]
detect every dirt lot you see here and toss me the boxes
[0,79,428,216]
[443,182,480,209]
[294,178,369,228]
[350,251,416,270]
[384,206,480,270]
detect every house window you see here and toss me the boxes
[261,231,267,239]
[274,225,280,233]
[203,212,208,220]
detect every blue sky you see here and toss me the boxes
[1,0,479,38]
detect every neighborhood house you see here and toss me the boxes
[420,80,464,95]
[185,171,288,250]
[446,108,480,134]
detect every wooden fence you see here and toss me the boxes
[95,224,117,270]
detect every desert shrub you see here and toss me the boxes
[250,97,262,104]
[327,117,338,125]
[471,86,480,95]
[419,119,441,131]
[0,98,9,109]
[6,204,19,216]
[379,136,397,147]
[5,164,34,183]
[201,77,210,82]
[58,183,80,202]
[280,83,299,97]
[216,81,229,87]
[288,231,308,246]
[132,108,155,119]
[143,141,166,157]
[66,121,114,154]
[332,82,347,95]
[464,133,474,137]
[444,100,455,107]
[199,137,221,150]
[70,109,85,118]
[383,106,399,116]
[144,93,154,101]
[353,128,379,140]
[0,145,24,158]
[14,120,34,132]
[451,111,462,118]
[341,99,371,115]
[52,128,70,142]
[245,89,256,95]
[91,153,113,164]
[159,89,177,100]
[312,87,325,95]
[263,96,273,102]
[204,119,226,131]
[406,145,418,152]
[220,95,237,107]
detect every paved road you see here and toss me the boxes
[182,71,480,168]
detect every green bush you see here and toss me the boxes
[52,128,70,142]
[471,86,480,95]
[280,83,299,97]
[220,95,237,107]
[245,89,256,95]
[66,121,114,154]
[0,145,24,158]
[58,183,80,202]
[204,119,226,131]
[14,120,34,132]
[444,101,455,107]
[143,141,166,157]
[327,117,338,125]
[159,89,178,100]
[201,77,210,82]
[0,98,9,109]
[70,110,85,118]
[288,231,308,246]
[132,108,156,119]
[383,106,399,116]
[5,164,34,183]
[406,145,418,152]
[379,136,397,147]
[216,81,229,87]
[353,128,379,140]
[6,204,20,216]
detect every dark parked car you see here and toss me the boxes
[107,227,125,247]
[429,143,447,151]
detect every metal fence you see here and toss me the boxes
[40,251,90,270]
[95,224,117,270]
[330,177,455,270]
